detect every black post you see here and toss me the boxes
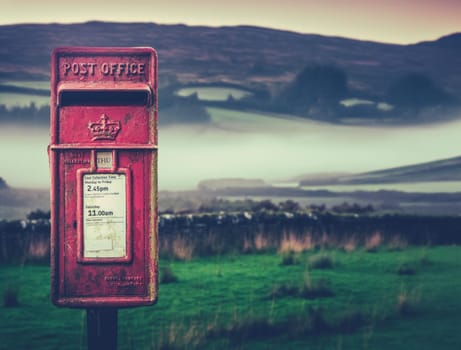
[87,308,118,350]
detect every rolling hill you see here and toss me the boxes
[299,156,461,186]
[0,22,460,100]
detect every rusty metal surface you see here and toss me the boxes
[50,47,158,308]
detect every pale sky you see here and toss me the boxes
[1,0,460,44]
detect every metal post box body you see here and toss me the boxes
[50,47,158,308]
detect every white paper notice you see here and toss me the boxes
[83,173,126,258]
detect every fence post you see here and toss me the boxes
[87,308,118,350]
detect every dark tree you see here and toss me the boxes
[0,177,7,189]
[278,64,348,114]
[252,200,279,212]
[160,89,211,125]
[387,73,454,108]
[26,209,50,221]
[279,200,301,213]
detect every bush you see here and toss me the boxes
[279,251,299,266]
[223,318,280,343]
[160,266,179,284]
[268,284,299,299]
[26,209,50,221]
[387,73,454,109]
[335,309,369,333]
[3,285,19,307]
[419,250,432,266]
[308,253,334,269]
[300,279,335,299]
[397,263,417,275]
[268,278,334,300]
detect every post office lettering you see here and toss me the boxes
[63,62,97,76]
[63,62,145,76]
[100,62,145,76]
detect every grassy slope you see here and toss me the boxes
[1,246,460,349]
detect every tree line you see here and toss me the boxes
[1,66,458,125]
[0,103,50,125]
[161,65,460,123]
[272,65,459,121]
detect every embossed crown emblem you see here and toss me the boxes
[88,114,121,141]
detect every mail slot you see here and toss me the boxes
[49,47,158,307]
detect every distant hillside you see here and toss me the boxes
[299,156,461,186]
[198,178,267,191]
[0,22,460,100]
[0,187,49,220]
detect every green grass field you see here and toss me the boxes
[1,246,460,349]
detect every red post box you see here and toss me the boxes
[49,47,158,307]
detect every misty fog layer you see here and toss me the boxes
[1,108,461,190]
